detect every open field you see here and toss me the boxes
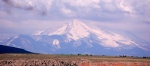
[0,54,150,66]
[0,54,150,62]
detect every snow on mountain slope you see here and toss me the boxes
[48,19,135,48]
[0,35,53,53]
[52,39,60,48]
[0,19,149,56]
[0,36,19,47]
[49,19,90,40]
[34,30,45,36]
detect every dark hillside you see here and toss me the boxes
[0,45,32,54]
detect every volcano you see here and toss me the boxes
[0,19,150,56]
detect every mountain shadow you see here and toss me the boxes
[0,45,33,54]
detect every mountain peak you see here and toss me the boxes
[71,19,83,25]
[48,19,136,48]
[1,19,149,56]
[49,19,91,40]
[69,19,87,28]
[72,19,80,23]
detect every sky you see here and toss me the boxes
[0,0,150,42]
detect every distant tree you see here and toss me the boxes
[90,54,93,56]
[78,54,81,56]
[123,55,127,57]
[143,57,146,58]
[85,54,88,56]
[102,55,105,56]
[61,53,63,55]
[119,55,122,57]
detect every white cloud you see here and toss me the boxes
[0,0,53,14]
[117,0,134,14]
[0,0,150,42]
[1,0,149,20]
[0,0,149,22]
[62,0,101,8]
[60,6,76,17]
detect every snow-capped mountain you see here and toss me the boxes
[0,19,150,56]
[0,35,51,53]
[48,19,136,48]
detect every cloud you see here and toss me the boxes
[0,0,53,15]
[1,0,33,10]
[60,6,76,17]
[0,19,67,34]
[62,0,101,8]
[0,0,149,21]
[0,0,150,41]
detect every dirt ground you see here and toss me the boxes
[0,54,150,66]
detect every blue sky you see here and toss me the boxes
[0,0,150,42]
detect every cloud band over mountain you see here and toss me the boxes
[0,0,149,20]
[0,0,150,44]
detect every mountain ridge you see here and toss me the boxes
[46,19,136,48]
[0,19,149,56]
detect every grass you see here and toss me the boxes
[0,54,150,62]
